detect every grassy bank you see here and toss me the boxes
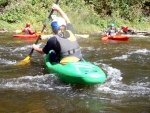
[1,17,149,34]
[0,0,150,34]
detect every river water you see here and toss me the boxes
[0,33,150,113]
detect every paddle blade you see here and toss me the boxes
[15,30,22,34]
[23,56,30,61]
[37,30,47,35]
[15,56,31,66]
[75,34,89,38]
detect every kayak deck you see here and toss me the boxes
[102,35,130,41]
[44,51,106,85]
[13,34,52,39]
[13,34,39,38]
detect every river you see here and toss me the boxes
[0,33,150,113]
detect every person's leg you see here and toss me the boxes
[49,50,59,63]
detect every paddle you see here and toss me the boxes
[40,34,89,40]
[15,0,60,66]
[15,30,22,34]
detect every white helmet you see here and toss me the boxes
[57,17,66,27]
[51,15,66,27]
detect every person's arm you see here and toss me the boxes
[22,29,25,33]
[115,29,121,35]
[28,28,36,35]
[52,4,70,24]
[106,30,110,36]
[32,44,45,54]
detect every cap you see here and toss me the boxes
[51,16,66,34]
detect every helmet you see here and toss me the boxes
[26,23,30,27]
[51,17,66,34]
[57,17,66,27]
[51,21,60,34]
[110,23,115,27]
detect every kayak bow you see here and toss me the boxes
[44,51,107,85]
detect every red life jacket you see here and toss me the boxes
[122,26,128,32]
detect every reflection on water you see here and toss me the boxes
[0,33,150,112]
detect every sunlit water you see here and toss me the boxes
[0,33,150,113]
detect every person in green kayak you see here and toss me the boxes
[22,23,36,35]
[32,4,82,63]
[106,23,120,36]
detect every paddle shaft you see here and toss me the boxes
[28,0,60,57]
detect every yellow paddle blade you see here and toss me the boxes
[14,56,31,66]
[23,56,31,61]
[75,34,89,38]
[41,34,53,40]
[37,31,44,34]
[15,30,22,34]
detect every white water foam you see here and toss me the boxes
[84,47,95,51]
[0,58,16,65]
[0,74,71,91]
[0,74,53,90]
[112,48,150,60]
[94,62,150,97]
[12,45,32,52]
[133,49,150,54]
[12,43,42,52]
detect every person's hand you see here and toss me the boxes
[52,4,61,11]
[32,44,39,50]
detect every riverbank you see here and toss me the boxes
[1,0,150,37]
[0,20,150,37]
[1,27,150,37]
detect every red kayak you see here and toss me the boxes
[13,34,39,38]
[102,35,130,41]
[13,34,52,40]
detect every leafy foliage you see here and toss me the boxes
[0,0,8,7]
[86,0,149,22]
[0,0,150,32]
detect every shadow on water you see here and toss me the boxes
[0,33,150,112]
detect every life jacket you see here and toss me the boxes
[122,26,128,32]
[23,28,30,34]
[108,29,117,35]
[55,30,81,59]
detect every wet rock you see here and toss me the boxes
[0,28,8,33]
[145,33,150,36]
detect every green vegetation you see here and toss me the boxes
[0,0,150,33]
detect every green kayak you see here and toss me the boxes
[44,51,107,85]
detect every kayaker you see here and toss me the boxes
[120,26,135,34]
[106,23,120,36]
[121,26,128,34]
[32,4,82,64]
[22,23,36,35]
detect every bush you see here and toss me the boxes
[0,0,150,32]
[0,0,8,7]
